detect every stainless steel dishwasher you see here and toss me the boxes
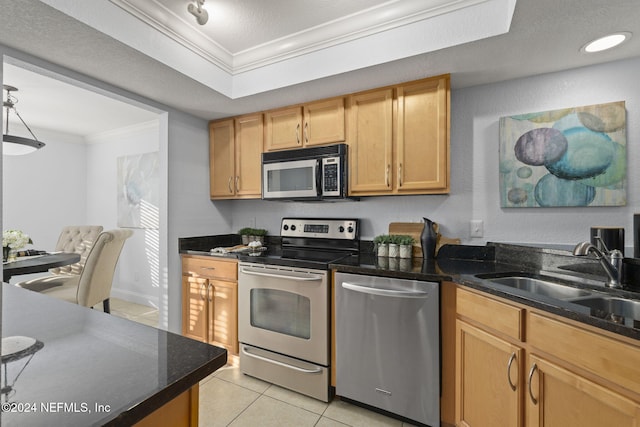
[335,272,440,426]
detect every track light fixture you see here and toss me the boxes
[3,85,46,156]
[187,0,208,25]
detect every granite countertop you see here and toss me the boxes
[1,284,227,427]
[179,235,640,340]
[331,244,640,341]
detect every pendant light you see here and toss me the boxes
[3,84,46,156]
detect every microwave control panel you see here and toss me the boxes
[322,157,340,196]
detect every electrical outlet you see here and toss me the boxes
[470,220,484,238]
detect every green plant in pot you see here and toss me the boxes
[373,234,392,257]
[252,228,268,244]
[238,227,254,245]
[396,235,416,258]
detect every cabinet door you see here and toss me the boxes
[526,354,640,427]
[234,114,263,198]
[396,76,449,193]
[209,119,235,199]
[456,320,524,427]
[348,89,393,195]
[264,106,303,151]
[303,97,345,146]
[182,276,209,343]
[208,280,238,355]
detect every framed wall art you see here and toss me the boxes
[498,101,626,208]
[117,152,159,228]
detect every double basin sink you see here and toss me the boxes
[474,273,640,328]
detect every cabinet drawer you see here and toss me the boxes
[182,256,238,280]
[457,288,524,341]
[528,312,640,396]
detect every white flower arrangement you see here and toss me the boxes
[3,229,33,249]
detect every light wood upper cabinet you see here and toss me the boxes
[264,106,302,151]
[234,114,263,198]
[264,97,345,151]
[347,89,394,194]
[209,114,262,200]
[348,74,450,196]
[209,119,235,198]
[304,97,345,146]
[396,76,449,192]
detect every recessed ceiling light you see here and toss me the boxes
[582,32,631,53]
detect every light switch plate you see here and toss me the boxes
[470,220,484,238]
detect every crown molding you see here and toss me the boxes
[110,0,508,74]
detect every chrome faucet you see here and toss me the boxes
[573,240,623,289]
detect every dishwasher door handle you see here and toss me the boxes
[341,282,431,298]
[240,267,324,281]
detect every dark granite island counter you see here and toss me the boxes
[1,283,227,426]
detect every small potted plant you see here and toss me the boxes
[252,228,268,244]
[388,234,401,258]
[396,235,416,258]
[238,227,254,245]
[373,234,391,257]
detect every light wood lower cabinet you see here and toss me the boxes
[454,286,640,427]
[134,386,199,427]
[526,354,640,427]
[456,321,524,427]
[181,255,238,355]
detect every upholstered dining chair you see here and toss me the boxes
[17,229,133,313]
[15,225,103,290]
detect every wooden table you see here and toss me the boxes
[2,252,81,282]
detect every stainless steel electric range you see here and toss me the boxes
[237,218,360,402]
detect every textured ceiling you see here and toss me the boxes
[1,0,640,137]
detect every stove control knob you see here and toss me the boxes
[338,226,345,233]
[291,225,296,231]
[283,225,289,231]
[347,226,354,233]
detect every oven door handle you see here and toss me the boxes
[240,267,324,281]
[241,346,323,374]
[341,282,431,299]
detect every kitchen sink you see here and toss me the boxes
[570,297,640,325]
[478,275,593,299]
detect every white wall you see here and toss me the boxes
[227,57,640,255]
[85,121,160,307]
[3,128,87,251]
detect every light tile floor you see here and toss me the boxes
[111,298,417,427]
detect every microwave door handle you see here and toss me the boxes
[315,159,322,197]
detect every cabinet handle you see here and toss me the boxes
[304,121,309,143]
[235,176,240,192]
[398,163,403,187]
[507,352,517,391]
[227,177,233,194]
[199,283,207,300]
[296,123,301,145]
[207,283,214,302]
[528,363,538,404]
[385,164,390,187]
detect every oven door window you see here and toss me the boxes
[249,289,311,339]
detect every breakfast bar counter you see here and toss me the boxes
[1,283,227,426]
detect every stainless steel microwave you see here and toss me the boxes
[262,144,355,201]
